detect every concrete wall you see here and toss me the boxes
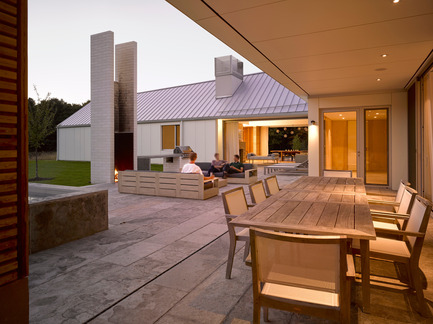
[308,91,408,189]
[137,120,217,163]
[57,127,91,161]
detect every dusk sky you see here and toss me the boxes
[28,0,261,104]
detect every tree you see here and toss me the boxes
[292,134,302,151]
[28,86,56,180]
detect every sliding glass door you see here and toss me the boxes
[323,111,358,177]
[322,108,389,185]
[364,109,388,185]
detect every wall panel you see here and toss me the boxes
[0,0,29,321]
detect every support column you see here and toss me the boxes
[91,31,115,183]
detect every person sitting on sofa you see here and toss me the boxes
[222,154,244,179]
[182,152,215,181]
[209,153,227,176]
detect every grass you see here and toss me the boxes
[28,160,164,187]
[29,160,91,186]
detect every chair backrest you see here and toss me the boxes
[396,187,417,214]
[250,228,346,294]
[222,186,249,215]
[405,196,432,249]
[264,176,280,196]
[249,180,267,204]
[323,170,352,178]
[395,180,411,203]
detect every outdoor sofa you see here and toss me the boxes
[118,170,219,200]
[195,162,258,185]
[246,153,279,163]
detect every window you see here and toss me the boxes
[162,125,180,149]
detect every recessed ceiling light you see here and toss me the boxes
[339,114,343,116]
[376,112,379,115]
[342,117,345,120]
[377,78,381,81]
[381,54,388,58]
[374,116,377,119]
[393,0,399,3]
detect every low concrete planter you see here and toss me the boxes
[29,184,108,254]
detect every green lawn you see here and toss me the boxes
[29,160,91,186]
[28,160,164,187]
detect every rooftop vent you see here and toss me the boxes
[215,55,243,99]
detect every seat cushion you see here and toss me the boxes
[373,221,399,231]
[236,227,249,238]
[353,237,410,258]
[262,282,339,307]
[228,172,245,178]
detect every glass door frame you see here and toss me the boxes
[319,106,391,186]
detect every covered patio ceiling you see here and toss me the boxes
[167,0,433,99]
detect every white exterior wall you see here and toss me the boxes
[137,120,218,164]
[308,91,408,190]
[57,127,91,161]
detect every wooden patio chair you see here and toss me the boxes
[250,228,355,323]
[367,179,411,210]
[222,186,254,279]
[323,170,352,178]
[249,180,269,204]
[352,196,433,317]
[371,187,417,233]
[264,175,280,196]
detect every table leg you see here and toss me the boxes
[360,239,370,313]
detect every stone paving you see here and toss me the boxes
[29,169,433,323]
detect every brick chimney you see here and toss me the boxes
[90,31,137,184]
[215,55,243,98]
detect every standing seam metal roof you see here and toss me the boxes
[58,72,308,127]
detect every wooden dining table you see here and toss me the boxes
[231,176,376,312]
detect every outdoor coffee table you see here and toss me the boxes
[230,176,375,313]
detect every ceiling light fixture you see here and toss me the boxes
[393,0,399,3]
[377,78,381,81]
[381,54,388,58]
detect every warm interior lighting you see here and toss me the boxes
[393,0,399,3]
[381,54,388,58]
[115,169,119,183]
[377,78,381,81]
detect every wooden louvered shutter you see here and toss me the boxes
[0,0,28,291]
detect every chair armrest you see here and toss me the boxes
[368,199,399,206]
[247,204,255,208]
[346,254,356,277]
[244,169,258,179]
[225,214,237,221]
[374,228,425,237]
[370,211,410,220]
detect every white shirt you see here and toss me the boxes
[181,163,203,174]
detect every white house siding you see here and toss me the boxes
[308,91,408,190]
[137,120,217,164]
[57,126,91,161]
[183,120,217,162]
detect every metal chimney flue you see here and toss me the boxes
[215,55,243,99]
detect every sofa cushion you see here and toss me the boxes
[228,172,246,178]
